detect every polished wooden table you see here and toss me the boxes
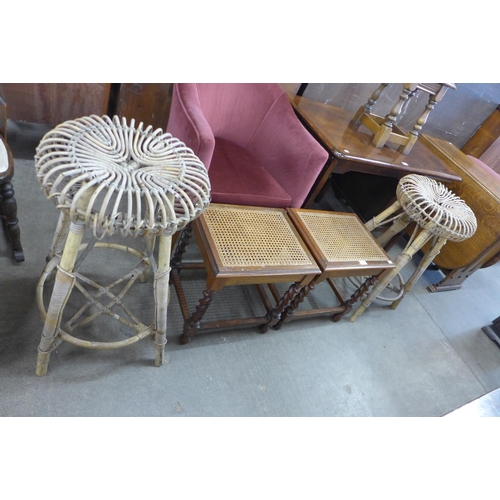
[289,95,462,210]
[422,135,500,291]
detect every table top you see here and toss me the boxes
[287,208,395,278]
[289,95,462,183]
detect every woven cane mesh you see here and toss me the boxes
[35,115,211,239]
[396,174,477,242]
[203,206,313,268]
[297,211,390,262]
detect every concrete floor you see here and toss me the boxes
[2,121,500,417]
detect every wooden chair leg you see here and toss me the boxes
[180,288,217,344]
[170,224,193,270]
[36,221,86,376]
[0,180,24,262]
[273,282,315,330]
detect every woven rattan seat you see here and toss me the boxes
[170,203,321,344]
[35,115,210,375]
[350,174,477,321]
[396,174,476,242]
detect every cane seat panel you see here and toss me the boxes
[201,204,316,268]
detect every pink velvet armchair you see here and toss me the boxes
[166,83,328,208]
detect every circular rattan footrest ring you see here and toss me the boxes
[37,243,154,350]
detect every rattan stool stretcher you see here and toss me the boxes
[350,174,477,321]
[34,115,210,375]
[170,203,321,343]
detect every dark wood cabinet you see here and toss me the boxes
[0,84,112,125]
[113,83,173,130]
[0,83,174,131]
[461,104,500,174]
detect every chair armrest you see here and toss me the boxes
[166,84,215,169]
[247,93,329,207]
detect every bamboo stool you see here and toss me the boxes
[350,174,477,322]
[353,83,456,154]
[170,203,321,344]
[34,115,210,375]
[273,209,396,327]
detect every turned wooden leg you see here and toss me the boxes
[153,234,171,366]
[332,275,378,322]
[36,221,86,376]
[180,288,216,344]
[259,282,302,333]
[273,282,315,330]
[170,224,193,270]
[0,180,24,262]
[352,83,389,124]
[399,95,437,154]
[372,84,416,148]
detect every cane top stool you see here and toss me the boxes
[353,83,456,155]
[272,209,396,326]
[170,203,321,344]
[350,174,477,321]
[35,115,210,375]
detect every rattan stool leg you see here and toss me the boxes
[153,234,172,366]
[364,200,402,232]
[390,236,447,310]
[376,214,411,248]
[36,221,86,376]
[47,211,71,260]
[350,228,434,322]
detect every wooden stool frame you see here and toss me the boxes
[273,209,396,328]
[170,204,321,344]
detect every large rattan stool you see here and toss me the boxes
[34,115,210,375]
[170,203,321,344]
[273,209,396,327]
[350,174,477,322]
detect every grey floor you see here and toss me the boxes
[2,121,500,417]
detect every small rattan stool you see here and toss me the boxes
[350,174,477,321]
[170,203,321,344]
[35,115,210,375]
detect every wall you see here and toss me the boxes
[2,83,499,149]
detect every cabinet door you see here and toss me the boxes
[462,104,500,172]
[0,84,111,125]
[113,83,173,130]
